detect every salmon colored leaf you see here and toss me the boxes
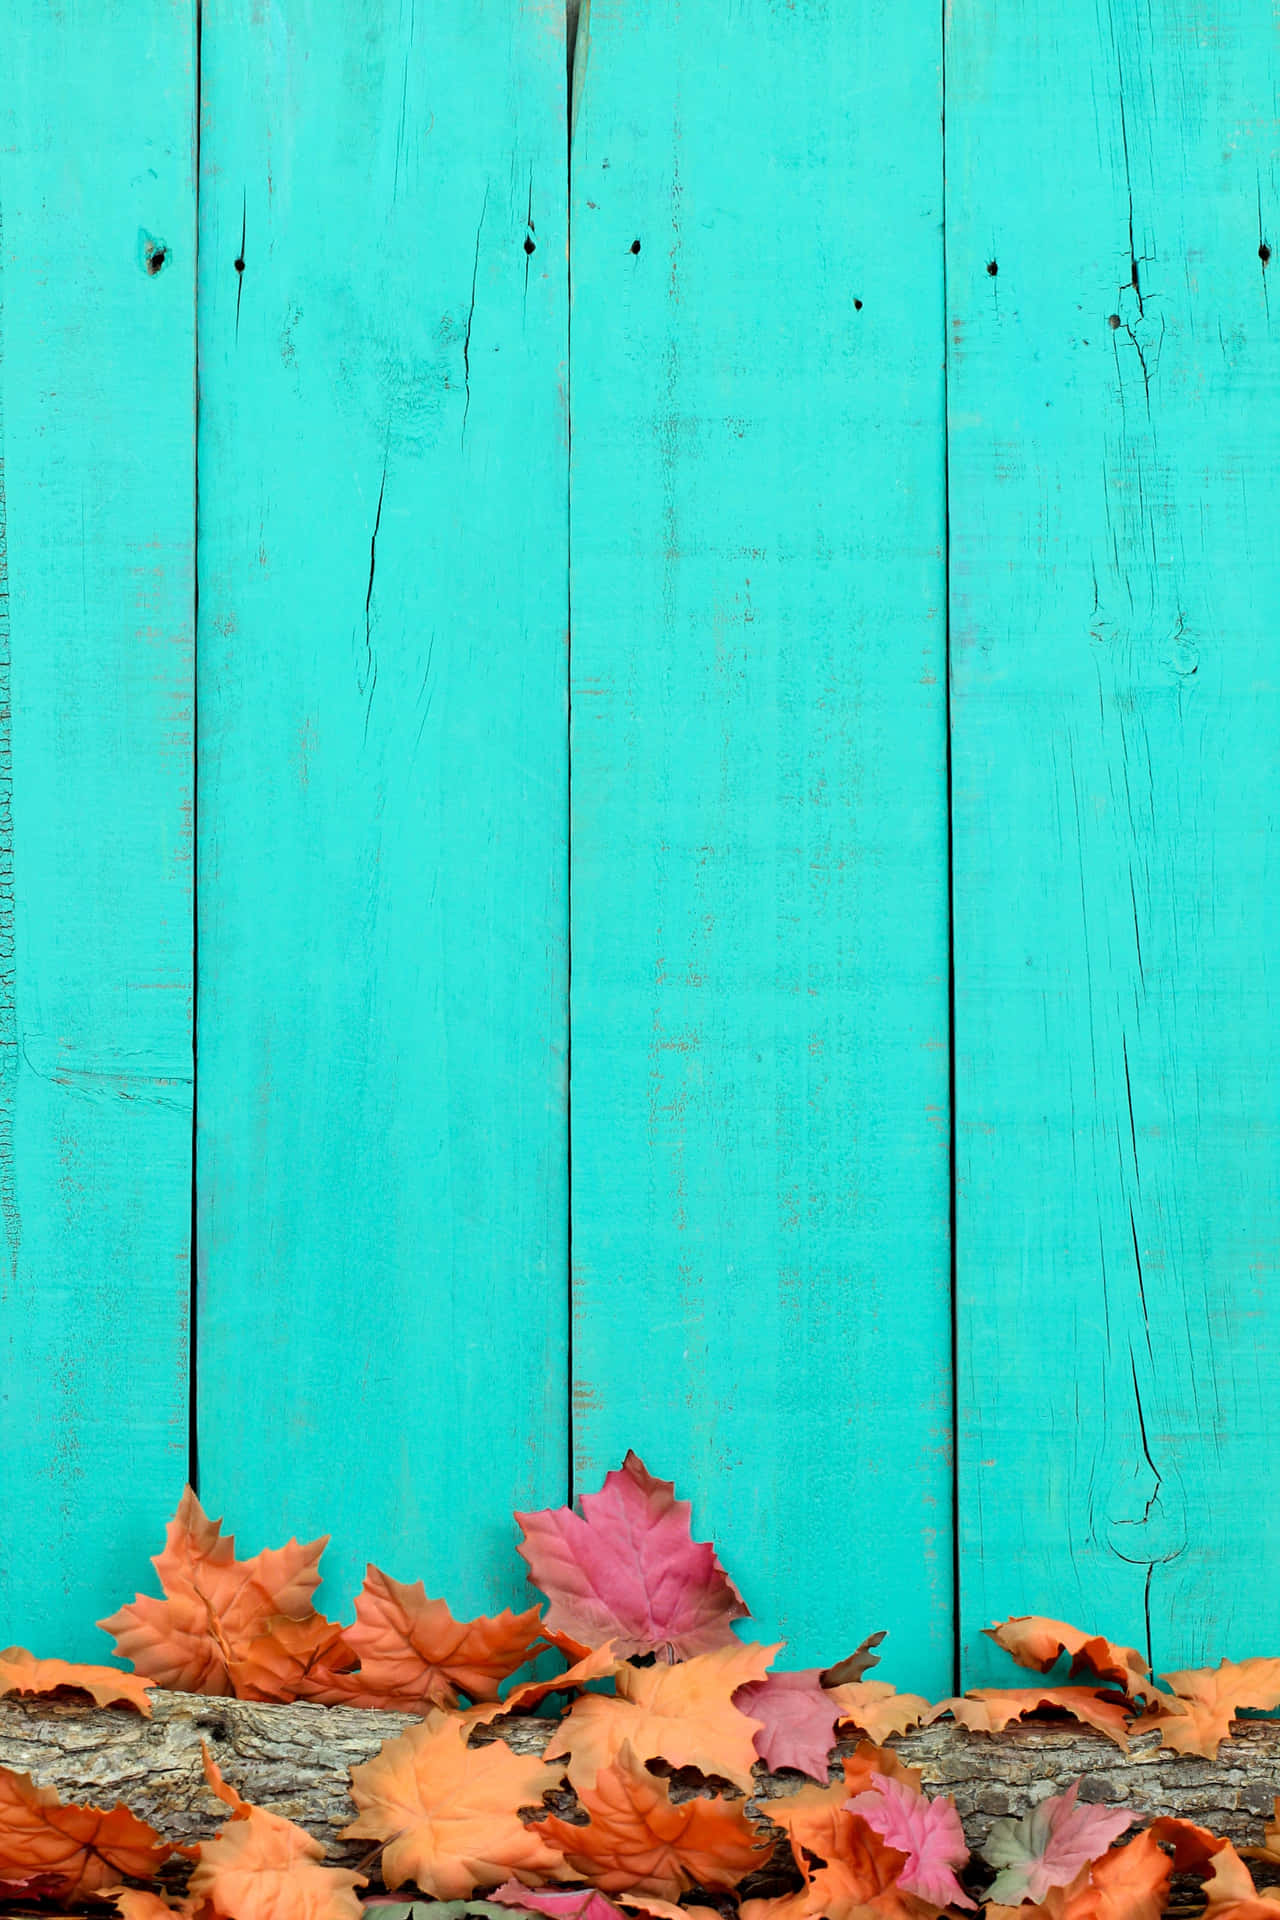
[927,1688,1133,1750]
[98,1487,329,1695]
[193,1748,365,1920]
[827,1682,931,1745]
[516,1453,749,1661]
[1142,1660,1280,1759]
[0,1763,175,1900]
[733,1668,841,1781]
[503,1640,619,1713]
[1200,1844,1280,1920]
[1065,1829,1173,1920]
[110,1891,194,1919]
[548,1640,777,1792]
[328,1566,545,1708]
[227,1614,359,1704]
[846,1775,975,1910]
[343,1707,565,1897]
[0,1647,155,1715]
[982,1783,1134,1903]
[539,1740,768,1898]
[986,1620,1151,1695]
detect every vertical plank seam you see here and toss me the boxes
[189,0,203,1498]
[565,0,581,1510]
[0,210,16,1287]
[941,0,960,1698]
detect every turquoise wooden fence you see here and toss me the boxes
[1,0,1275,1699]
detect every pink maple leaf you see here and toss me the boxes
[491,1882,628,1920]
[846,1774,977,1910]
[514,1452,749,1661]
[734,1669,840,1781]
[982,1782,1135,1904]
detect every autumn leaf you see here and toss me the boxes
[927,1688,1133,1750]
[765,1746,924,1882]
[316,1565,546,1709]
[548,1640,777,1792]
[98,1487,331,1695]
[503,1638,619,1714]
[746,1759,935,1920]
[1065,1828,1172,1920]
[1199,1843,1280,1920]
[490,1882,633,1920]
[847,1774,975,1909]
[0,1763,174,1900]
[110,1892,194,1919]
[820,1634,887,1688]
[540,1740,768,1898]
[228,1614,360,1703]
[0,1646,154,1715]
[1139,1659,1280,1759]
[733,1668,842,1781]
[985,1619,1151,1696]
[827,1682,931,1745]
[191,1746,365,1920]
[982,1783,1134,1903]
[516,1453,749,1661]
[344,1707,566,1897]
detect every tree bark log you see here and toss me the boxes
[1,1691,1278,1870]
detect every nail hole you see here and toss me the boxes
[630,239,641,254]
[147,245,167,275]
[986,259,998,276]
[853,298,863,310]
[234,256,245,274]
[523,236,536,254]
[1261,243,1272,265]
[1108,313,1122,329]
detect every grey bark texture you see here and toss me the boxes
[2,1691,1280,1873]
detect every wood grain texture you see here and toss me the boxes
[0,1,195,1657]
[5,1692,1280,1860]
[568,0,952,1687]
[948,0,1280,1682]
[196,0,569,1618]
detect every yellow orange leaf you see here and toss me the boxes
[985,1619,1151,1695]
[539,1741,768,1898]
[0,1764,174,1900]
[325,1567,545,1709]
[503,1640,619,1713]
[927,1688,1132,1750]
[344,1708,565,1896]
[0,1647,154,1716]
[827,1682,931,1744]
[548,1640,777,1792]
[192,1748,365,1920]
[1142,1660,1280,1759]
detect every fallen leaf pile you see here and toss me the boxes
[1,1452,1279,1920]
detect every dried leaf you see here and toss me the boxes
[985,1620,1151,1695]
[1142,1660,1280,1759]
[344,1707,565,1896]
[819,1634,886,1689]
[927,1688,1133,1750]
[846,1775,975,1909]
[0,1646,155,1715]
[516,1453,749,1661]
[983,1783,1134,1904]
[539,1741,768,1898]
[0,1763,174,1900]
[827,1682,931,1745]
[98,1487,330,1695]
[548,1640,777,1792]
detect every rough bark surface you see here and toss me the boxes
[2,1691,1280,1872]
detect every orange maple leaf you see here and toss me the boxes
[320,1566,544,1709]
[985,1618,1151,1695]
[189,1746,366,1920]
[226,1614,359,1703]
[503,1638,620,1713]
[1139,1659,1280,1759]
[744,1757,935,1920]
[827,1681,931,1744]
[927,1688,1133,1750]
[343,1707,565,1896]
[540,1740,769,1898]
[548,1640,777,1792]
[0,1647,154,1715]
[765,1745,924,1883]
[98,1487,331,1695]
[0,1763,174,1900]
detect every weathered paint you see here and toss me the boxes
[0,2,195,1654]
[195,0,569,1615]
[949,0,1280,1682]
[568,0,954,1689]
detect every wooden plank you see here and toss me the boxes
[195,0,569,1616]
[568,0,953,1687]
[0,3,195,1654]
[949,0,1280,1682]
